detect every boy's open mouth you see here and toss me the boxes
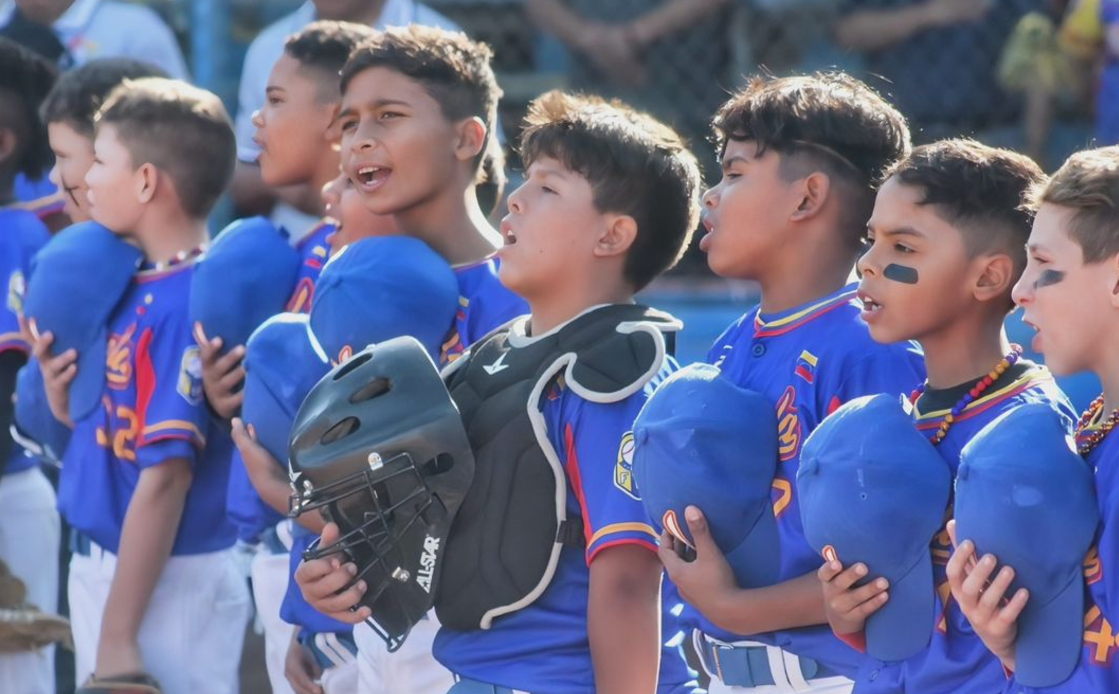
[355,165,391,190]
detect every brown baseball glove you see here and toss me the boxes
[0,558,72,652]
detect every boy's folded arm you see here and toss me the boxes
[96,456,192,671]
[588,543,663,694]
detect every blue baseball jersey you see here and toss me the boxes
[58,261,237,555]
[227,219,335,542]
[1003,418,1119,693]
[434,358,697,694]
[13,173,65,222]
[855,365,1074,694]
[438,257,528,365]
[285,220,335,315]
[1,207,51,475]
[681,284,925,675]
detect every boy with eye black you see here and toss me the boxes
[823,139,1075,694]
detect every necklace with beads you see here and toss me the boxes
[140,244,207,273]
[1075,395,1119,455]
[910,345,1023,446]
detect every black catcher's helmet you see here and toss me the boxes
[288,336,475,650]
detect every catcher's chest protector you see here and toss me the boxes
[438,304,679,630]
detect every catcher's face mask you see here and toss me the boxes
[288,336,475,650]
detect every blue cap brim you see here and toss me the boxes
[723,501,781,589]
[866,550,937,662]
[68,327,107,422]
[1014,571,1085,687]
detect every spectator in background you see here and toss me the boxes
[1098,0,1119,143]
[0,0,187,77]
[230,0,459,237]
[525,0,733,157]
[833,0,1041,139]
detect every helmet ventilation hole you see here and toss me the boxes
[321,416,360,444]
[333,352,373,380]
[351,377,392,404]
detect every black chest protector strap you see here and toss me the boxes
[437,304,680,631]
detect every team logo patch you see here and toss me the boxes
[795,350,818,384]
[614,432,639,499]
[663,509,694,549]
[6,270,25,315]
[177,346,203,405]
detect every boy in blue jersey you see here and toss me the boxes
[0,37,59,694]
[655,73,923,694]
[32,78,250,694]
[199,20,378,421]
[40,58,168,226]
[947,146,1119,693]
[820,140,1073,694]
[335,26,527,366]
[298,89,704,694]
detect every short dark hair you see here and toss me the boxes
[713,72,911,246]
[886,139,1045,274]
[1027,146,1119,263]
[340,25,502,176]
[284,20,376,102]
[96,78,235,219]
[41,58,167,138]
[0,37,57,179]
[520,90,702,291]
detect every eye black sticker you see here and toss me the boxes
[1035,269,1065,289]
[884,264,919,285]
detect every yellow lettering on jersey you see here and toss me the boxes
[1083,607,1118,664]
[1084,545,1102,585]
[95,404,140,461]
[775,386,801,462]
[772,478,792,518]
[106,323,137,389]
[936,580,952,633]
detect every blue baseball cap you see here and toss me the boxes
[12,360,71,464]
[242,312,331,463]
[798,393,952,662]
[955,403,1097,688]
[309,236,458,364]
[632,363,781,589]
[24,222,142,422]
[189,216,300,349]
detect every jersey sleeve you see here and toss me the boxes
[132,310,207,469]
[561,393,660,564]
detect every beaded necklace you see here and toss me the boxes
[910,345,1023,446]
[139,244,206,273]
[1075,394,1119,456]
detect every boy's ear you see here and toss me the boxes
[136,162,158,204]
[972,252,1015,303]
[453,116,487,164]
[324,103,344,143]
[1108,252,1119,309]
[0,127,17,169]
[594,214,638,259]
[789,172,831,223]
